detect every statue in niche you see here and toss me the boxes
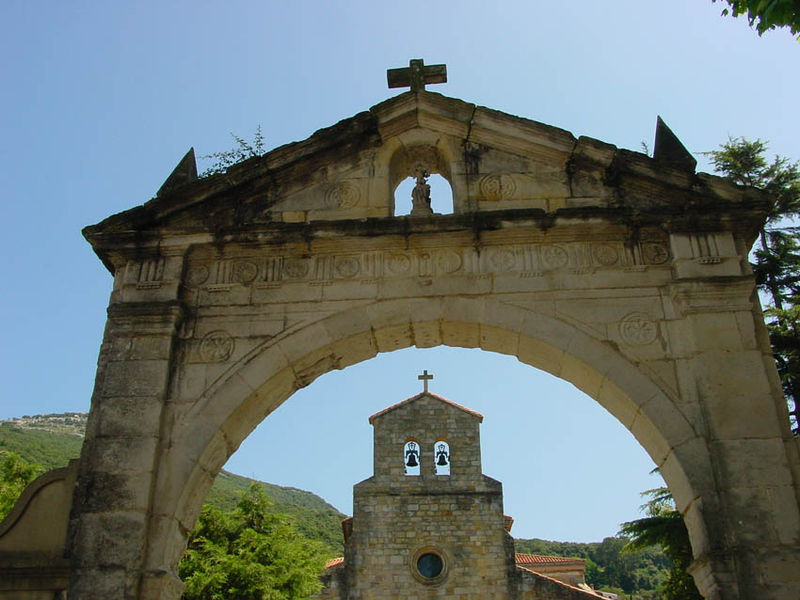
[410,169,433,216]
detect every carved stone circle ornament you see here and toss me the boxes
[326,181,361,208]
[619,312,658,345]
[642,243,670,265]
[185,265,209,287]
[199,330,235,362]
[232,261,258,284]
[593,244,619,266]
[479,174,516,201]
[540,245,568,269]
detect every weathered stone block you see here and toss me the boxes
[102,360,169,397]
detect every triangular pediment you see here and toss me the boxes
[369,391,484,425]
[84,91,766,272]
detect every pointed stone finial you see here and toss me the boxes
[653,117,697,172]
[157,148,198,197]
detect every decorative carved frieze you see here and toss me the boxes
[129,258,165,290]
[183,239,671,295]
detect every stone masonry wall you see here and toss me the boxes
[339,394,518,598]
[345,484,514,599]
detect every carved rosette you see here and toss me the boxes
[490,248,517,272]
[435,250,462,274]
[540,245,568,269]
[283,258,310,280]
[593,244,619,267]
[326,181,361,208]
[385,253,411,275]
[479,174,516,201]
[232,261,258,284]
[199,330,235,362]
[185,265,209,288]
[335,256,361,278]
[642,243,670,265]
[619,313,658,345]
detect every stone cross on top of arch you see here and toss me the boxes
[387,59,447,92]
[418,369,434,393]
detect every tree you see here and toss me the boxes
[0,451,44,521]
[709,138,800,434]
[179,484,328,600]
[712,0,800,37]
[620,488,703,600]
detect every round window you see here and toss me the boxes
[416,552,443,579]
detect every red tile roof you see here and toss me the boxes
[327,554,584,570]
[515,553,585,566]
[368,391,484,424]
[325,557,344,568]
[504,515,514,532]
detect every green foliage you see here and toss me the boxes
[204,471,345,554]
[201,126,265,177]
[712,0,800,36]
[179,484,328,600]
[709,138,800,434]
[0,451,44,521]
[620,487,702,600]
[514,536,669,597]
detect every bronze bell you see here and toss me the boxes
[405,442,419,468]
[436,445,448,466]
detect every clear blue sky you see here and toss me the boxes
[1,1,797,543]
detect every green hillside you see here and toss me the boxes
[0,419,85,469]
[0,413,346,553]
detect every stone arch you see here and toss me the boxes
[143,298,710,589]
[59,90,799,600]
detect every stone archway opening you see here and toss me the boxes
[393,174,454,216]
[156,304,708,599]
[222,345,664,545]
[171,342,672,598]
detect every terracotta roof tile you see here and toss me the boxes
[325,557,344,568]
[504,515,514,532]
[368,391,484,424]
[515,553,585,566]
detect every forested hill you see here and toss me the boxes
[0,413,346,552]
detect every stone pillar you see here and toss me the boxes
[67,254,185,599]
[668,232,800,599]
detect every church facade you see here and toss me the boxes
[318,388,602,599]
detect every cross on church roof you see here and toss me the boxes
[387,59,447,92]
[418,369,434,393]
